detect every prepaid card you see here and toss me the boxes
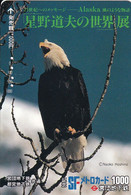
[0,1,131,195]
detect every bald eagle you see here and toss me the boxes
[38,39,92,172]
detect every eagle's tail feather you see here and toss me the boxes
[59,135,87,173]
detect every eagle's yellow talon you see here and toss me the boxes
[55,128,60,134]
[68,126,76,134]
[72,128,76,134]
[68,126,72,131]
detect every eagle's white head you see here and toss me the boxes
[39,39,70,71]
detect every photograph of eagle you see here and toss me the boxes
[38,39,92,172]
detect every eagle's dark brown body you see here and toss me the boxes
[38,66,92,140]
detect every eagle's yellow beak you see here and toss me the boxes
[39,42,46,48]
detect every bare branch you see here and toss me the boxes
[14,2,29,26]
[15,25,29,37]
[14,41,20,49]
[79,183,83,195]
[11,66,36,86]
[14,51,27,66]
[0,39,14,109]
[23,133,103,181]
[0,68,8,76]
[49,166,62,176]
[12,1,18,14]
[11,99,59,174]
[40,165,46,181]
[39,138,103,193]
[26,161,30,171]
[11,99,40,159]
[42,167,49,186]
[0,31,10,41]
[0,66,36,109]
[28,180,38,195]
[0,39,6,46]
[16,2,21,11]
[38,132,45,153]
[1,97,104,193]
[39,161,71,193]
[45,153,61,163]
[24,0,30,5]
[24,154,37,160]
[61,147,68,161]
[102,190,109,195]
[22,183,26,195]
[20,159,25,175]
